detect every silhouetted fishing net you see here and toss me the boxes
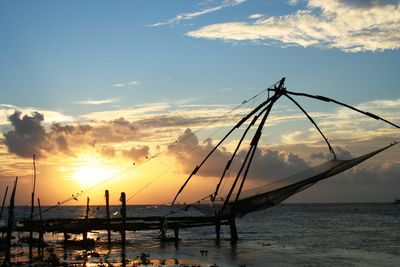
[227,142,398,217]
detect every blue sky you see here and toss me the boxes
[0,0,399,205]
[1,0,399,113]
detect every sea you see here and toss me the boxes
[1,203,399,266]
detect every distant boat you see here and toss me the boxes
[394,198,400,204]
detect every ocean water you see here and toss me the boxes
[1,203,399,266]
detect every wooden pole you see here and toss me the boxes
[229,217,238,242]
[4,177,18,265]
[120,192,126,245]
[83,197,90,242]
[215,218,221,240]
[174,225,179,247]
[0,186,8,221]
[29,154,37,260]
[37,197,43,259]
[160,217,167,240]
[105,190,111,244]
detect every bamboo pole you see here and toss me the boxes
[229,217,238,242]
[37,197,43,259]
[0,186,8,221]
[4,177,18,265]
[120,192,126,245]
[29,154,37,260]
[105,190,111,244]
[83,197,90,242]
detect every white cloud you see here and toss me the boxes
[288,0,301,6]
[187,0,400,52]
[248,13,264,20]
[74,98,119,105]
[0,104,75,125]
[81,103,171,121]
[279,97,400,146]
[112,79,140,88]
[112,83,125,87]
[148,0,246,27]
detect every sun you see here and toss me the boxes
[71,154,118,187]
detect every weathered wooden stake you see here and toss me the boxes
[160,217,167,240]
[37,197,44,259]
[229,217,238,242]
[215,218,221,240]
[29,154,37,260]
[174,226,179,240]
[120,192,126,245]
[0,186,8,221]
[4,177,18,265]
[83,197,90,242]
[64,232,69,242]
[174,225,179,247]
[105,190,111,244]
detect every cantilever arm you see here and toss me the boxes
[213,111,261,200]
[278,90,400,129]
[171,92,275,205]
[284,93,336,158]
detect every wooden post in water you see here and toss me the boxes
[105,190,111,244]
[160,217,167,240]
[120,192,126,245]
[83,197,90,242]
[229,217,238,242]
[174,225,179,247]
[0,186,8,221]
[37,197,44,259]
[4,177,18,265]
[215,218,221,240]
[29,154,37,261]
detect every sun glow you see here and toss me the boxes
[71,154,118,187]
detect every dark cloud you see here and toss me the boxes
[169,128,310,180]
[339,0,398,8]
[122,146,150,161]
[3,111,49,158]
[310,146,353,161]
[335,162,400,186]
[3,111,144,158]
[247,148,310,180]
[310,152,326,160]
[335,146,353,160]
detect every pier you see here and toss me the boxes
[0,182,238,265]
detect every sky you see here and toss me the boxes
[0,0,399,207]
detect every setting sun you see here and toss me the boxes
[71,154,118,187]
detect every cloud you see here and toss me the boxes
[148,0,246,27]
[168,128,309,180]
[122,146,150,161]
[3,111,49,158]
[248,14,264,20]
[100,146,116,158]
[310,146,353,160]
[2,111,145,158]
[0,104,74,125]
[187,0,400,52]
[81,103,171,121]
[288,0,302,6]
[112,80,140,87]
[112,83,125,87]
[332,160,400,186]
[74,98,119,105]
